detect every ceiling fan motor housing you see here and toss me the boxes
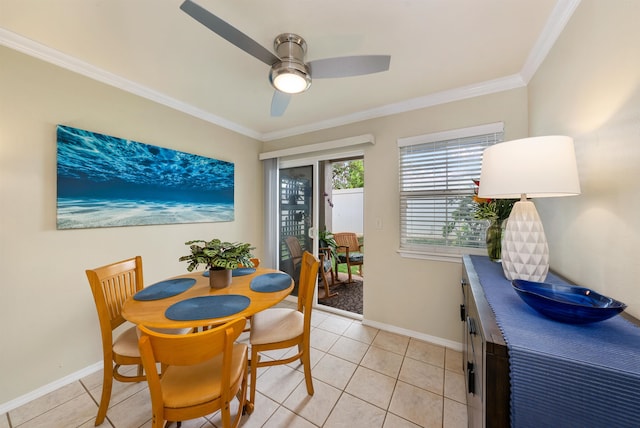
[269,33,311,94]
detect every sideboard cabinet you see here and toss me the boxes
[461,255,509,428]
[461,254,640,428]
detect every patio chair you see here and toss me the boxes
[333,232,364,283]
[318,246,338,299]
[285,236,303,273]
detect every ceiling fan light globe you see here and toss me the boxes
[273,72,309,94]
[270,61,311,94]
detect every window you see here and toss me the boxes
[398,123,504,260]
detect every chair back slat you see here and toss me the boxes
[87,256,144,330]
[298,252,320,316]
[138,318,246,366]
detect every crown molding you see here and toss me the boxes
[520,0,581,83]
[0,27,262,140]
[261,75,526,141]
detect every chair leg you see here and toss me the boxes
[221,402,231,428]
[320,269,338,299]
[95,361,113,426]
[300,342,314,396]
[237,355,250,419]
[346,261,353,283]
[249,350,260,408]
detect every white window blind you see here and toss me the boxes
[398,123,504,256]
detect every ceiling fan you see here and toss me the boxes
[180,0,391,117]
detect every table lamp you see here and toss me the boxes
[478,136,580,281]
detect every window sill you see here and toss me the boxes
[397,247,486,264]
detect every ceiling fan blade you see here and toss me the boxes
[271,91,292,117]
[180,0,279,66]
[308,55,391,79]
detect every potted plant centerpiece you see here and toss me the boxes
[179,239,255,289]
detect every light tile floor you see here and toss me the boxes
[2,303,467,428]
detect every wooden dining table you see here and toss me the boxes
[121,267,294,329]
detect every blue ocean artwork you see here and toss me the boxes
[56,125,234,229]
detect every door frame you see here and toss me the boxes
[277,149,364,311]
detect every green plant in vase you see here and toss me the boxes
[318,229,338,258]
[472,180,517,261]
[179,239,255,288]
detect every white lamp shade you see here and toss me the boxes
[478,135,581,199]
[477,135,580,282]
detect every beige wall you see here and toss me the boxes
[0,47,262,404]
[266,88,529,345]
[528,0,640,318]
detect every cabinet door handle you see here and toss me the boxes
[467,316,477,335]
[467,361,476,394]
[460,304,466,322]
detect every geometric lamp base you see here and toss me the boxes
[501,200,549,282]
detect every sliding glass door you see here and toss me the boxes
[278,164,315,297]
[273,149,364,311]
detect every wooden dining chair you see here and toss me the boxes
[138,318,249,428]
[86,256,147,426]
[86,256,190,425]
[333,232,364,283]
[247,251,320,412]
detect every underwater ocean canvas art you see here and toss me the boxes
[56,125,234,229]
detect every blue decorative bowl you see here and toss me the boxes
[511,279,626,324]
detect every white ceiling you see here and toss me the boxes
[0,0,578,141]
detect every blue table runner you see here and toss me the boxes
[469,255,640,428]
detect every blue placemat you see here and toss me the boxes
[250,272,292,293]
[133,278,196,301]
[233,267,256,276]
[165,295,250,321]
[202,267,256,277]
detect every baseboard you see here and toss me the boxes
[315,299,463,351]
[316,304,363,321]
[0,361,102,415]
[362,318,463,352]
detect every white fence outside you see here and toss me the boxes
[330,188,363,234]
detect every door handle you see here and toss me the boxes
[467,316,477,336]
[467,361,476,394]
